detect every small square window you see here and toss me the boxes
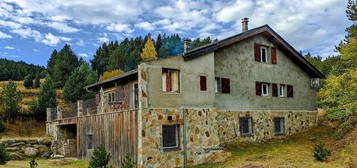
[261,83,269,96]
[260,47,268,63]
[240,117,253,136]
[279,84,285,97]
[162,125,180,149]
[274,118,285,135]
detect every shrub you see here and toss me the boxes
[0,144,11,165]
[88,145,111,168]
[313,142,331,161]
[29,157,38,168]
[24,74,34,88]
[121,154,135,168]
[0,118,5,133]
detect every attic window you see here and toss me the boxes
[162,69,180,93]
[260,46,268,63]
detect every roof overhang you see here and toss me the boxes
[85,69,138,92]
[183,25,325,79]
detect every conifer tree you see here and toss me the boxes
[140,36,157,61]
[33,77,57,120]
[0,81,22,120]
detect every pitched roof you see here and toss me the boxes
[183,25,325,78]
[85,69,137,91]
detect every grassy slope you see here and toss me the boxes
[193,120,357,168]
[2,159,88,168]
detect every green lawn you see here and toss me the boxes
[193,121,357,168]
[0,159,88,168]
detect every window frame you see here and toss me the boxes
[200,75,207,91]
[274,117,285,135]
[162,124,180,150]
[261,83,269,96]
[279,84,285,97]
[162,68,181,93]
[87,133,93,149]
[260,46,268,63]
[239,117,253,136]
[215,77,230,94]
[133,83,139,109]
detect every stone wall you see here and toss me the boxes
[217,110,318,143]
[139,108,228,168]
[0,138,52,160]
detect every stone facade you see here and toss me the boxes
[139,108,227,168]
[0,138,52,160]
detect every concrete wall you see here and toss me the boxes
[144,54,215,108]
[214,34,317,110]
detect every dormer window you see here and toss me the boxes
[260,46,268,63]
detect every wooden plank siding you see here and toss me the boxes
[78,110,138,167]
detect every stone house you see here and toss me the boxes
[46,18,325,168]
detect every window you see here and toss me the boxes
[107,92,116,103]
[215,77,230,93]
[261,83,269,96]
[162,69,180,93]
[200,76,207,91]
[260,46,268,63]
[274,117,285,135]
[240,117,253,136]
[162,125,180,149]
[287,85,294,97]
[133,83,139,108]
[279,84,285,97]
[87,134,93,149]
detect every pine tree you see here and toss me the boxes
[0,81,22,120]
[88,145,111,168]
[63,63,98,103]
[47,49,58,76]
[140,36,157,61]
[33,74,41,88]
[24,74,34,88]
[33,77,57,120]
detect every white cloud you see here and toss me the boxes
[0,31,12,39]
[11,27,42,42]
[76,39,85,46]
[0,20,22,29]
[106,23,133,33]
[97,33,110,43]
[41,33,71,46]
[44,22,80,33]
[135,22,155,31]
[78,53,89,57]
[4,46,15,50]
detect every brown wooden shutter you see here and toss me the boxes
[271,47,277,64]
[272,83,278,97]
[200,76,207,91]
[221,78,230,93]
[254,44,261,62]
[256,81,261,96]
[287,85,294,97]
[166,70,171,92]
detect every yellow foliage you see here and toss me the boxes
[341,38,357,64]
[140,37,157,61]
[99,69,124,81]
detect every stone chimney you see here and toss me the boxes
[184,39,191,53]
[241,18,249,32]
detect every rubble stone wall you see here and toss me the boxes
[0,138,52,160]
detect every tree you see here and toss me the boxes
[88,145,111,168]
[47,49,58,77]
[0,58,45,81]
[347,0,357,21]
[140,36,158,61]
[24,74,34,88]
[33,77,57,120]
[50,44,80,88]
[99,70,124,81]
[33,74,41,88]
[63,63,98,103]
[0,81,22,120]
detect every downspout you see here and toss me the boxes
[182,108,187,168]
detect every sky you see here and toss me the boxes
[0,0,353,67]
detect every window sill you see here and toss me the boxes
[162,91,180,94]
[162,147,181,152]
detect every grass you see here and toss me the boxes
[193,120,357,168]
[1,158,88,168]
[1,119,46,139]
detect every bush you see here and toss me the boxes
[29,157,38,168]
[0,119,5,133]
[24,74,34,88]
[313,142,331,161]
[0,144,11,165]
[88,145,111,168]
[121,154,135,168]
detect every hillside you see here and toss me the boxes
[0,58,45,81]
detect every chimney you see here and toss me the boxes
[241,18,249,32]
[184,39,191,53]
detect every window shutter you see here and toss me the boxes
[271,47,277,64]
[287,85,294,97]
[272,83,278,97]
[200,76,207,91]
[255,81,261,96]
[254,44,261,62]
[221,78,230,93]
[95,94,100,106]
[166,71,171,92]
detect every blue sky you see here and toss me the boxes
[0,0,353,66]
